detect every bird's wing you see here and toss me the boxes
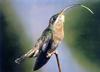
[33,29,53,71]
[14,28,52,64]
[34,28,52,50]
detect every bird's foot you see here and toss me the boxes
[47,50,58,58]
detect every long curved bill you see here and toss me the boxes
[59,4,94,15]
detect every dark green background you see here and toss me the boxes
[64,2,100,72]
[0,1,100,72]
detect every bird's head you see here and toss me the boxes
[49,10,65,26]
[48,4,94,27]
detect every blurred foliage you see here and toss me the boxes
[1,0,100,72]
[64,2,100,72]
[0,1,35,72]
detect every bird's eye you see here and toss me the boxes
[53,17,56,21]
[51,16,56,22]
[50,17,55,24]
[49,14,58,24]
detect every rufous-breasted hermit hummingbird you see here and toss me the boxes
[15,4,94,71]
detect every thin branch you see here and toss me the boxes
[54,52,62,72]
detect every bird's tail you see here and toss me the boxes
[15,48,39,64]
[15,55,26,64]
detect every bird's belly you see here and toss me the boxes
[53,29,64,44]
[53,22,64,44]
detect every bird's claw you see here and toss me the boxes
[46,53,52,58]
[47,50,57,58]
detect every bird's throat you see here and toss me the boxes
[53,19,64,43]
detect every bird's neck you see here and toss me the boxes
[53,17,64,31]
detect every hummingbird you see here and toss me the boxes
[15,4,94,71]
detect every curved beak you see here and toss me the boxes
[59,4,94,16]
[58,4,76,15]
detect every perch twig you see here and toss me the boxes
[54,52,62,72]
